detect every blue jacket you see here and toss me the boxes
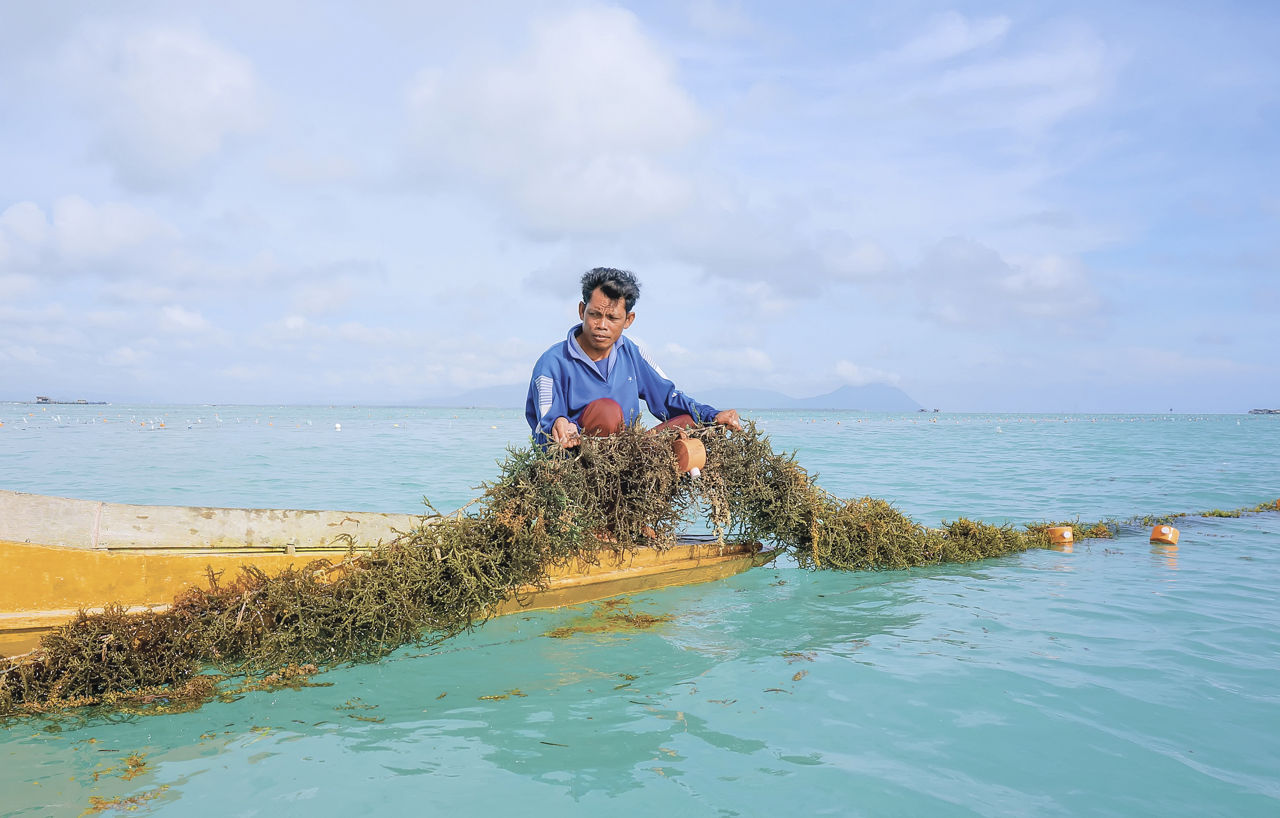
[526,325,719,444]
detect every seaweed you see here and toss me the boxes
[1,422,1274,717]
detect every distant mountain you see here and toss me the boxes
[423,382,923,412]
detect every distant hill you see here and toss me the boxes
[423,382,923,412]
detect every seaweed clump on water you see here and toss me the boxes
[1024,519,1118,544]
[0,421,1152,716]
[698,426,1036,570]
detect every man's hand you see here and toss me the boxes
[714,409,742,432]
[551,416,581,448]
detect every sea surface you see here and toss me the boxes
[1,404,1278,817]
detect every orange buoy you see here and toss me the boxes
[1150,524,1179,545]
[1046,526,1074,545]
[672,435,706,474]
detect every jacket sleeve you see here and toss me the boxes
[632,342,719,424]
[525,358,569,445]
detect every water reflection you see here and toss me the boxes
[409,571,932,799]
[1151,543,1179,570]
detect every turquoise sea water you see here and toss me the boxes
[2,404,1278,816]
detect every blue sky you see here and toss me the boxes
[1,0,1276,411]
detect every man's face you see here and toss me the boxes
[577,287,635,358]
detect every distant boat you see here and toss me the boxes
[32,396,107,405]
[0,490,762,657]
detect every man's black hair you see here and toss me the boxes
[581,267,641,313]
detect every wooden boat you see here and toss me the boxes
[0,489,763,657]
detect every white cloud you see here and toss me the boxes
[99,280,183,304]
[0,344,51,365]
[662,191,835,294]
[219,363,272,381]
[293,280,356,315]
[407,6,704,233]
[930,23,1108,133]
[644,334,774,387]
[1118,347,1260,378]
[0,197,178,274]
[261,315,418,349]
[52,196,178,260]
[0,273,36,299]
[687,0,761,40]
[288,260,386,315]
[735,346,773,372]
[819,234,896,281]
[694,345,774,380]
[998,254,1092,313]
[0,201,50,246]
[724,280,796,319]
[159,305,211,333]
[60,24,264,185]
[835,360,901,386]
[267,153,359,185]
[909,237,1102,328]
[85,310,133,329]
[337,321,399,345]
[0,3,1268,410]
[600,16,1112,303]
[101,345,149,367]
[0,303,67,325]
[893,12,1011,64]
[4,230,303,300]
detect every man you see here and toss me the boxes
[526,267,741,447]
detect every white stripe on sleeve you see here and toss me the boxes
[635,341,669,380]
[536,375,554,418]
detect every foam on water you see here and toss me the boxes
[2,406,1278,816]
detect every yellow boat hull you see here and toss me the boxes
[0,490,761,656]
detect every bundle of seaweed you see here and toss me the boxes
[0,421,1231,716]
[0,536,512,715]
[0,428,692,714]
[697,427,1037,570]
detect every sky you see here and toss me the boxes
[1,0,1277,412]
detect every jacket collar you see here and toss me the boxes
[566,323,622,379]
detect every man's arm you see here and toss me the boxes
[632,341,739,429]
[525,363,575,446]
[550,416,581,447]
[712,408,742,431]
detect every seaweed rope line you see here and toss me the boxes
[2,423,1276,717]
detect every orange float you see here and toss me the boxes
[672,434,706,475]
[1150,524,1179,545]
[1046,526,1074,545]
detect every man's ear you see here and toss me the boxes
[578,301,586,321]
[623,312,636,329]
